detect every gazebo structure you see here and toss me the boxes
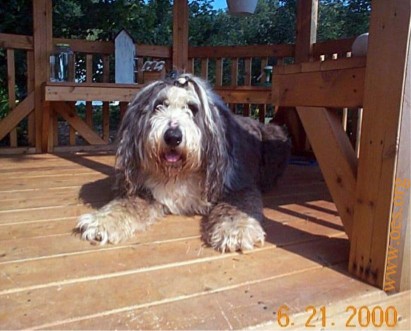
[0,0,409,329]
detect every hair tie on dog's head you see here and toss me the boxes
[174,76,189,88]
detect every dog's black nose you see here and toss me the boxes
[164,127,183,147]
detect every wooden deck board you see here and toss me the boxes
[0,153,409,330]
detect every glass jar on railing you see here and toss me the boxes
[50,43,73,82]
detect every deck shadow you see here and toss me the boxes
[55,152,115,176]
[263,217,349,267]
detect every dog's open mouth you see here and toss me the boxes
[163,149,183,165]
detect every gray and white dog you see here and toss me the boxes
[77,73,290,252]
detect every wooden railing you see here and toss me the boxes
[0,33,172,152]
[188,44,295,122]
[0,32,360,153]
[0,33,35,151]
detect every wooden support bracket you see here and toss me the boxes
[53,102,106,146]
[296,107,357,237]
[0,92,34,142]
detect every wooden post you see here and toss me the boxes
[295,0,318,63]
[33,0,53,152]
[293,0,318,154]
[172,0,189,71]
[349,0,411,291]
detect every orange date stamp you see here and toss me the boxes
[276,305,398,328]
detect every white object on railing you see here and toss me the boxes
[352,33,369,57]
[115,29,136,83]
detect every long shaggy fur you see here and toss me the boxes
[77,73,290,252]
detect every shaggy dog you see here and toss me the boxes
[77,73,290,252]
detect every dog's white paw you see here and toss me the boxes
[207,215,265,253]
[76,211,131,245]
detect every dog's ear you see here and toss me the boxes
[183,75,229,202]
[115,80,167,196]
[202,104,229,203]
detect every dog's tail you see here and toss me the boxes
[259,124,291,192]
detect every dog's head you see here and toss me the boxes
[115,73,228,200]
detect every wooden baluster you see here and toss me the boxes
[27,50,35,146]
[102,55,110,142]
[215,58,223,87]
[120,102,128,120]
[230,58,238,113]
[355,108,363,157]
[137,57,144,84]
[69,53,77,146]
[259,57,268,122]
[165,59,172,73]
[243,57,252,117]
[51,114,58,146]
[273,57,284,116]
[342,108,348,132]
[201,58,208,80]
[187,58,194,74]
[230,58,238,86]
[85,54,93,129]
[7,49,17,147]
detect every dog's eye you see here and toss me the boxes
[153,101,162,111]
[188,104,199,116]
[153,99,168,112]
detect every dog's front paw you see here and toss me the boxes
[76,211,131,245]
[206,215,265,253]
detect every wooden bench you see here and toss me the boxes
[42,82,272,152]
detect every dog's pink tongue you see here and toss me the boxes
[165,151,181,163]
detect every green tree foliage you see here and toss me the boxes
[0,0,370,45]
[317,0,371,41]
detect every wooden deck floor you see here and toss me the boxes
[0,153,409,330]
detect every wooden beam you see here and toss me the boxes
[275,56,366,75]
[33,0,53,152]
[172,0,189,71]
[297,107,357,237]
[215,86,271,104]
[0,33,33,50]
[44,83,140,102]
[53,102,106,145]
[349,0,411,291]
[189,44,295,59]
[0,92,35,141]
